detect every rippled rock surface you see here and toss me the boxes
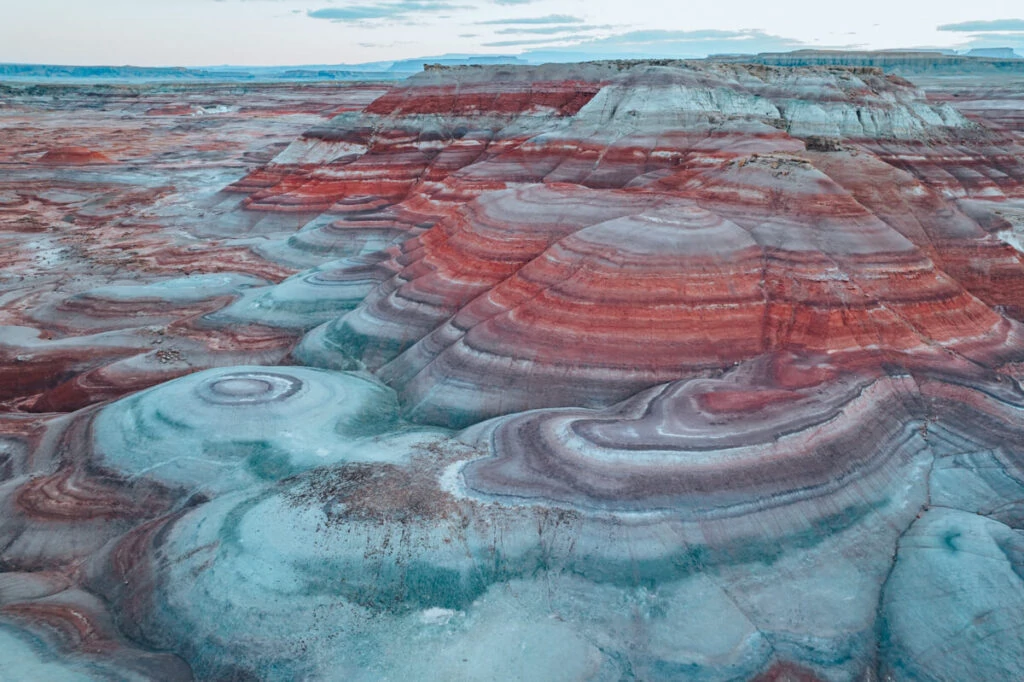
[4,62,1024,680]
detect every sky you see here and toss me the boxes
[1,0,1023,66]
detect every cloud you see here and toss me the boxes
[495,25,606,35]
[935,17,1024,55]
[493,0,535,4]
[483,37,577,47]
[938,19,1024,32]
[599,29,791,44]
[478,14,584,25]
[307,1,463,21]
[518,28,812,60]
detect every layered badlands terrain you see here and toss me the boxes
[3,61,1024,680]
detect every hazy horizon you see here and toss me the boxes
[1,1,1023,67]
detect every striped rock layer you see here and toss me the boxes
[6,63,1024,681]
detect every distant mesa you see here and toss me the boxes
[965,47,1022,59]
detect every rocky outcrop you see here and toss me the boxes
[232,62,1022,426]
[712,49,1024,76]
[38,146,112,165]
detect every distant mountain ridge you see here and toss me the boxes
[3,49,1023,83]
[0,55,530,82]
[0,62,404,82]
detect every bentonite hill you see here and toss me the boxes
[3,57,1024,680]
